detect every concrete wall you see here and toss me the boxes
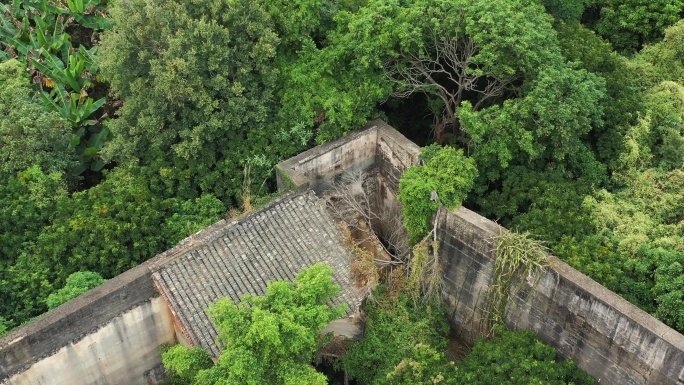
[4,297,174,385]
[276,119,421,244]
[276,121,380,194]
[0,256,177,385]
[276,119,420,196]
[0,219,233,385]
[436,207,684,385]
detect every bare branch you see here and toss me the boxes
[384,26,516,136]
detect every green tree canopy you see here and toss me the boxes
[163,263,345,385]
[99,0,287,204]
[35,167,225,281]
[341,289,450,385]
[590,0,684,53]
[399,145,477,244]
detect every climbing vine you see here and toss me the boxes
[407,240,442,304]
[483,231,550,334]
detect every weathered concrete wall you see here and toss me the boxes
[436,207,684,385]
[4,297,175,385]
[0,260,162,383]
[276,120,420,244]
[0,218,234,385]
[276,121,380,194]
[275,119,419,199]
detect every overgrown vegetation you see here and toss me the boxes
[399,145,477,244]
[483,232,550,332]
[46,271,105,310]
[162,263,345,385]
[340,285,593,385]
[1,0,684,352]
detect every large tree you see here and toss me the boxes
[99,0,288,204]
[281,0,606,182]
[163,263,344,385]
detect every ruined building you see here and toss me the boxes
[1,121,684,385]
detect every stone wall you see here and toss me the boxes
[436,207,684,385]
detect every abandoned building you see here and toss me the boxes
[1,121,684,385]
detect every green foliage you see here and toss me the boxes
[163,263,344,385]
[0,252,54,327]
[0,316,10,337]
[541,0,591,20]
[276,14,394,144]
[590,0,684,53]
[399,146,477,243]
[477,167,596,245]
[35,167,225,280]
[341,289,450,385]
[0,59,75,182]
[385,343,458,385]
[636,20,684,87]
[0,166,67,265]
[35,168,170,279]
[0,0,111,175]
[652,248,684,330]
[0,164,224,325]
[340,289,593,385]
[556,21,642,167]
[640,81,684,170]
[460,63,606,182]
[162,345,213,385]
[454,326,594,385]
[46,271,105,310]
[550,168,684,331]
[99,0,287,204]
[162,195,227,245]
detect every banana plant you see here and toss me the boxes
[1,0,111,176]
[32,46,98,93]
[71,126,110,174]
[39,84,108,174]
[39,84,104,127]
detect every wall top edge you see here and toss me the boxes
[276,119,384,172]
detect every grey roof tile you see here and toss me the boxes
[152,190,364,357]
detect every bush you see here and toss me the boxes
[46,271,106,310]
[454,326,594,385]
[341,288,450,384]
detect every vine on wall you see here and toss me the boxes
[483,231,550,335]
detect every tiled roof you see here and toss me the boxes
[151,190,363,357]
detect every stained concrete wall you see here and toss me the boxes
[278,121,684,384]
[436,207,684,385]
[4,297,174,385]
[276,121,379,194]
[276,119,420,196]
[0,257,177,385]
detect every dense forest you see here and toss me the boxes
[1,0,684,381]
